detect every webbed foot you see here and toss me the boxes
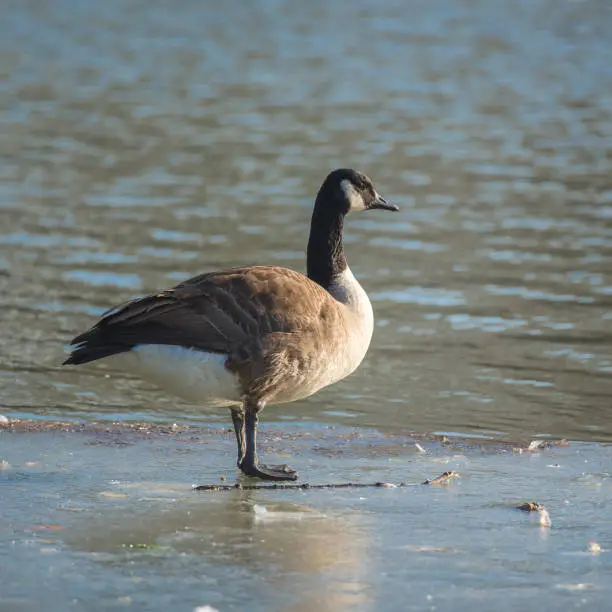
[239,460,298,481]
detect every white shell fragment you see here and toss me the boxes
[587,541,601,554]
[539,508,552,527]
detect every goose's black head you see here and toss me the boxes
[316,168,399,216]
[308,168,397,287]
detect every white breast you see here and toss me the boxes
[325,266,375,382]
[108,345,242,407]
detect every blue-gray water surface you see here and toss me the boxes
[1,0,612,610]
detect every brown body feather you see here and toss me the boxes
[65,265,348,403]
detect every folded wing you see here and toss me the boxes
[63,266,328,366]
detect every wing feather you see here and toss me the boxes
[63,266,332,366]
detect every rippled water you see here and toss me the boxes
[1,1,612,608]
[3,0,611,443]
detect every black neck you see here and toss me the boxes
[306,195,347,289]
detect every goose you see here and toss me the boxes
[63,168,398,481]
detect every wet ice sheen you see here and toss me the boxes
[1,425,611,611]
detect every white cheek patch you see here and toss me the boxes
[340,179,367,212]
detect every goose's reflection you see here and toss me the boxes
[68,485,372,612]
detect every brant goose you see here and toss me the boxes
[64,169,398,481]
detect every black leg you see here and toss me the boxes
[230,407,246,466]
[238,401,298,481]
